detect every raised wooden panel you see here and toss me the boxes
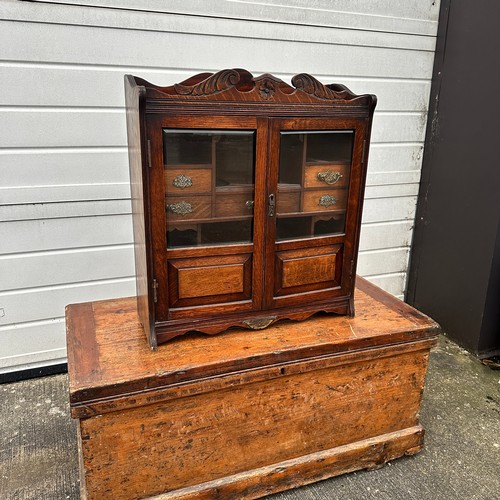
[275,245,342,296]
[282,254,336,289]
[165,168,212,195]
[178,264,244,299]
[168,254,252,307]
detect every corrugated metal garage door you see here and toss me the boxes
[0,0,440,374]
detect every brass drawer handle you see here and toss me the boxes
[319,194,337,208]
[172,174,193,189]
[245,200,254,210]
[317,170,342,185]
[166,201,193,216]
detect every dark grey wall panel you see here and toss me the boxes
[407,0,500,356]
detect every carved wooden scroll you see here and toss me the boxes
[174,69,241,96]
[292,73,358,101]
[140,68,372,105]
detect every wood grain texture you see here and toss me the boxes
[165,168,212,195]
[276,189,301,213]
[68,277,439,499]
[275,245,341,296]
[65,302,100,389]
[303,188,348,213]
[157,300,352,341]
[139,69,374,106]
[215,191,254,217]
[71,339,434,420]
[281,253,335,288]
[67,278,439,413]
[304,163,350,189]
[178,264,244,298]
[166,195,212,221]
[78,351,429,499]
[150,426,425,500]
[124,75,156,348]
[167,254,252,308]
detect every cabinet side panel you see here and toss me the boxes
[124,75,155,348]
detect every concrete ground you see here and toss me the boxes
[1,336,499,500]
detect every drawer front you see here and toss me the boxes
[165,168,212,195]
[166,195,211,221]
[303,189,348,213]
[215,192,254,217]
[277,190,301,214]
[304,164,350,189]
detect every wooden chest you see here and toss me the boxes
[66,277,439,500]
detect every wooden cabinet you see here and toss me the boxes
[125,69,376,347]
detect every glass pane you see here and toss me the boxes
[163,129,255,248]
[164,131,212,166]
[277,130,353,241]
[305,131,353,164]
[276,216,311,240]
[215,134,254,186]
[278,133,303,185]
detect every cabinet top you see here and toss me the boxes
[125,69,377,110]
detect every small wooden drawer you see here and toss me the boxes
[277,187,301,214]
[166,195,212,221]
[165,168,212,195]
[215,192,254,217]
[304,163,350,189]
[303,189,348,213]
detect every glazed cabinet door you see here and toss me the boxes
[148,116,267,322]
[263,118,367,309]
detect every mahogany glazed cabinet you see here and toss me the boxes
[125,69,377,347]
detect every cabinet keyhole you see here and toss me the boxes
[268,193,275,217]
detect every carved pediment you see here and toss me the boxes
[292,73,358,100]
[173,69,241,96]
[136,69,373,106]
[252,73,285,100]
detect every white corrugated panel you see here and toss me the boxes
[0,0,440,373]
